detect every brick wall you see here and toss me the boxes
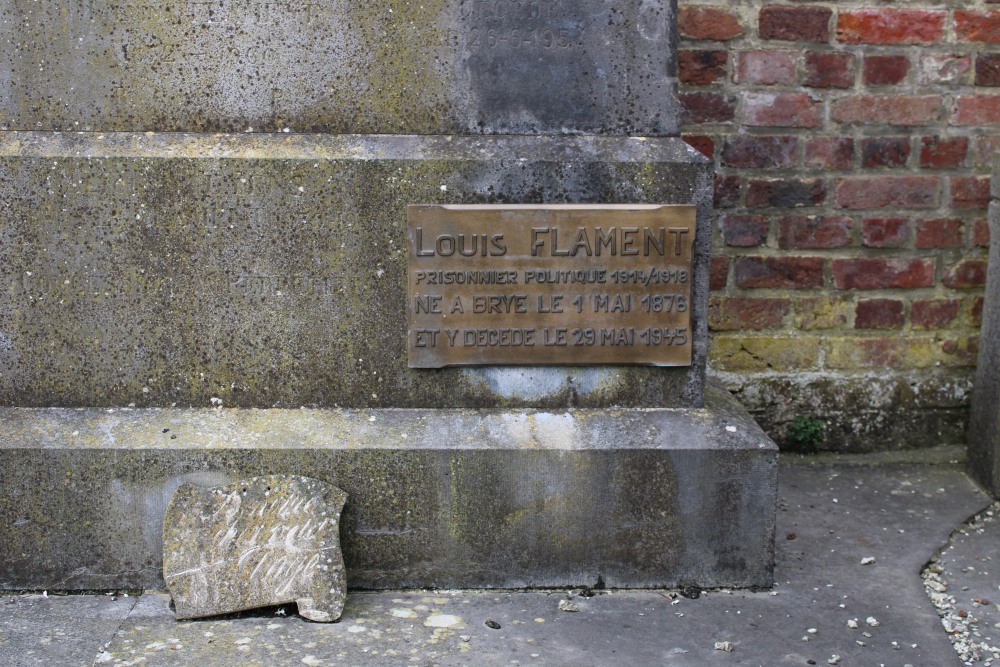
[679,2,998,450]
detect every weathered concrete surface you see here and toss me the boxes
[0,593,138,667]
[164,476,347,622]
[968,157,1000,497]
[0,386,776,591]
[0,457,986,666]
[0,131,711,410]
[924,501,1000,663]
[0,0,678,136]
[719,369,973,452]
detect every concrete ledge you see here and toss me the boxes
[0,387,776,590]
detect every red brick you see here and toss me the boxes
[721,214,769,247]
[744,92,822,128]
[680,92,737,124]
[940,337,979,364]
[720,135,798,169]
[734,257,825,289]
[951,176,991,210]
[863,55,909,86]
[953,96,1000,125]
[734,50,797,85]
[679,50,728,85]
[919,54,972,85]
[832,258,935,289]
[832,95,942,125]
[974,218,991,247]
[779,215,852,249]
[943,260,988,288]
[715,174,741,209]
[710,256,730,291]
[855,299,905,329]
[804,52,855,88]
[861,137,911,168]
[679,7,744,41]
[835,176,940,210]
[794,297,849,330]
[759,6,832,42]
[976,53,1000,87]
[852,339,915,368]
[709,296,790,331]
[683,134,715,158]
[837,10,946,45]
[912,299,962,329]
[747,179,826,208]
[805,137,854,169]
[861,218,910,248]
[919,136,969,169]
[956,10,1000,43]
[972,296,986,327]
[915,218,964,249]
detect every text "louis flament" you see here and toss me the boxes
[414,226,690,257]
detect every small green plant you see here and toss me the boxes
[785,415,825,454]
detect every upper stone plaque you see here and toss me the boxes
[0,0,678,136]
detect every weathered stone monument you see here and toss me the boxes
[969,157,1000,499]
[0,0,777,591]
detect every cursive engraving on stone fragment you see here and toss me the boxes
[163,475,348,622]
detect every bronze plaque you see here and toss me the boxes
[407,205,696,368]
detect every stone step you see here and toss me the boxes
[0,387,776,591]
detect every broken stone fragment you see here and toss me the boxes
[163,475,348,622]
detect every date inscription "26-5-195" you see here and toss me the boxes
[407,205,696,368]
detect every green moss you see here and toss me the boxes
[346,0,452,131]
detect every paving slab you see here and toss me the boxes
[0,593,137,667]
[0,457,990,666]
[762,460,986,667]
[925,501,1000,664]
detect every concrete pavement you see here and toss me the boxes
[0,450,991,667]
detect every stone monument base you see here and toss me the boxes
[0,387,776,590]
[0,132,711,410]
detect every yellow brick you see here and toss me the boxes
[823,336,952,371]
[794,297,852,331]
[709,335,822,372]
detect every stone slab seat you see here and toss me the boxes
[0,387,777,591]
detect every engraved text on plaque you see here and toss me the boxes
[407,205,696,368]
